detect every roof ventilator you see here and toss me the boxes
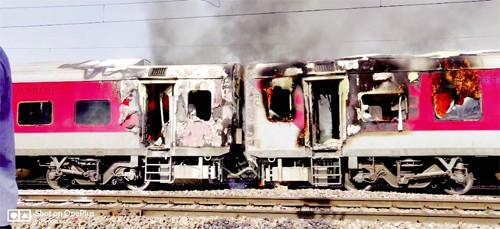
[149,68,167,77]
[314,62,337,72]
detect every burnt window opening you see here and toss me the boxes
[18,101,52,125]
[75,100,110,125]
[261,77,296,122]
[268,87,292,120]
[434,96,481,120]
[188,90,211,121]
[360,94,407,122]
[432,69,482,121]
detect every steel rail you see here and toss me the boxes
[16,192,500,225]
[18,192,500,210]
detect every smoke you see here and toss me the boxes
[147,0,499,65]
[147,0,306,64]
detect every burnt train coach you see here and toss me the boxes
[11,51,500,194]
[137,63,247,186]
[243,61,350,187]
[244,51,500,194]
[338,52,500,194]
[12,60,247,190]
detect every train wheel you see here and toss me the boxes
[126,179,150,191]
[443,172,474,195]
[344,172,371,191]
[125,168,150,191]
[46,169,71,190]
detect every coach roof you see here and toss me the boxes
[11,59,150,83]
[337,50,500,72]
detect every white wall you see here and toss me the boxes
[0,0,498,64]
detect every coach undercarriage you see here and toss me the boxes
[27,153,253,190]
[21,150,493,195]
[256,156,342,188]
[345,156,476,194]
[38,156,149,190]
[255,155,479,194]
[142,146,257,186]
[144,154,220,184]
[22,153,487,195]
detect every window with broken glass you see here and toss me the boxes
[75,100,111,125]
[18,101,52,125]
[187,90,212,121]
[431,70,482,121]
[360,93,407,122]
[357,72,408,123]
[262,77,295,122]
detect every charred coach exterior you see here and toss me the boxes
[11,51,500,194]
[244,61,349,186]
[339,52,500,194]
[244,52,500,193]
[137,63,246,184]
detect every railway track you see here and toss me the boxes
[17,191,500,225]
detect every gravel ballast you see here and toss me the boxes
[13,189,499,228]
[12,215,499,229]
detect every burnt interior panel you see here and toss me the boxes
[361,94,403,122]
[311,80,340,143]
[145,84,170,147]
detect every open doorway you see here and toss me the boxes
[144,84,172,149]
[310,79,345,151]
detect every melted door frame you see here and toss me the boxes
[303,75,348,151]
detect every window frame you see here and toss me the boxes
[17,101,53,126]
[432,94,482,121]
[430,70,483,121]
[74,99,111,125]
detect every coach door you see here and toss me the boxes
[306,76,348,151]
[141,83,174,150]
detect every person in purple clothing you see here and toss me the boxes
[0,47,18,229]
